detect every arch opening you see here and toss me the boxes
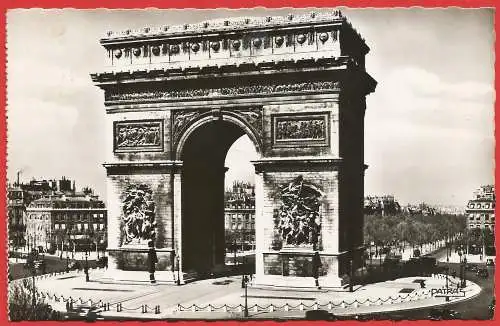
[180,119,257,274]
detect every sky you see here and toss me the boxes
[6,8,495,207]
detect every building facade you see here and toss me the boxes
[25,193,107,253]
[224,181,255,250]
[465,185,495,230]
[363,195,401,215]
[7,177,108,254]
[7,186,27,251]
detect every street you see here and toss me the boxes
[370,247,495,320]
[9,254,98,281]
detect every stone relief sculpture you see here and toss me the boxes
[122,184,156,245]
[276,118,326,140]
[115,121,162,151]
[275,176,322,247]
[106,81,341,102]
[172,107,263,145]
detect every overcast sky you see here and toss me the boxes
[6,8,494,207]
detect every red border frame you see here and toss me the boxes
[1,1,498,325]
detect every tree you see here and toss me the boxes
[8,282,62,321]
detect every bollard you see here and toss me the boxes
[299,303,304,311]
[269,304,274,312]
[253,305,258,313]
[192,305,197,312]
[284,303,289,312]
[328,302,333,310]
[313,303,319,310]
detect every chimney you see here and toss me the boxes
[72,180,76,193]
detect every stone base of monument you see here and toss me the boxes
[101,269,179,284]
[252,247,346,289]
[251,274,344,289]
[101,247,185,284]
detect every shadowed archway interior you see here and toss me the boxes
[180,119,250,273]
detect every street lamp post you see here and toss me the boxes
[242,275,249,317]
[458,249,466,288]
[84,248,89,282]
[349,258,354,292]
[176,254,181,286]
[445,266,449,302]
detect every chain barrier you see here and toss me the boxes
[12,269,461,316]
[175,287,438,314]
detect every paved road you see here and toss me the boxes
[374,247,494,320]
[9,255,99,280]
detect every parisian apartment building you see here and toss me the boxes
[7,176,107,253]
[465,185,495,230]
[224,181,255,250]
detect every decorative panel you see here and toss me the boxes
[114,119,164,153]
[272,112,329,147]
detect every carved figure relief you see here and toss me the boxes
[106,81,340,103]
[276,118,325,140]
[171,110,204,143]
[172,107,263,145]
[114,120,163,152]
[273,113,329,147]
[234,107,263,137]
[122,184,156,245]
[275,176,322,247]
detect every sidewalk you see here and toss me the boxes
[437,252,495,264]
[22,268,481,320]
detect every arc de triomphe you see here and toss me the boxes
[91,10,376,288]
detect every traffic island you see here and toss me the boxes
[22,271,482,320]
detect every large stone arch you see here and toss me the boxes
[92,11,376,287]
[174,108,263,160]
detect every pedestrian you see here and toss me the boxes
[147,240,158,284]
[312,251,322,289]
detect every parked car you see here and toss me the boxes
[486,258,495,266]
[428,308,461,320]
[68,260,81,270]
[305,310,337,320]
[476,268,489,278]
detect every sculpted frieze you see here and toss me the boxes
[272,113,329,147]
[276,118,326,140]
[105,81,341,103]
[114,120,163,152]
